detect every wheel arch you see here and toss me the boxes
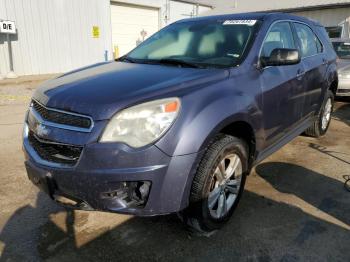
[178,118,258,210]
[325,63,338,96]
[220,121,256,171]
[329,78,338,97]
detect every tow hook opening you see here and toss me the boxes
[101,181,151,208]
[53,194,93,210]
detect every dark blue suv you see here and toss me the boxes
[23,13,338,232]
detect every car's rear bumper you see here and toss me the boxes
[337,79,350,96]
[23,124,198,216]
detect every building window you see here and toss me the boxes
[325,26,343,39]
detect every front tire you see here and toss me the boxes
[305,90,334,138]
[180,134,249,233]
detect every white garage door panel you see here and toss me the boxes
[111,3,159,56]
[169,1,195,23]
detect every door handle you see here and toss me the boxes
[322,58,328,65]
[296,70,305,79]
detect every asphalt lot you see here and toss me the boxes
[0,79,349,262]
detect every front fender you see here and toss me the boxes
[155,80,260,157]
[155,79,262,210]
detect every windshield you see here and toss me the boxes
[125,19,261,68]
[332,41,350,59]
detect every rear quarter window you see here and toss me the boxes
[316,26,336,52]
[317,26,332,46]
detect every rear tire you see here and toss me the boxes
[304,90,334,138]
[180,134,249,233]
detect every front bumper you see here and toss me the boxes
[337,78,350,96]
[23,123,198,216]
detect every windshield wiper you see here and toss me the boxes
[117,57,204,68]
[115,56,136,63]
[156,58,203,68]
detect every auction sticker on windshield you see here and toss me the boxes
[223,20,257,26]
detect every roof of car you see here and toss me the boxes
[178,12,322,26]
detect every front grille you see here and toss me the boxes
[28,131,83,166]
[31,100,92,129]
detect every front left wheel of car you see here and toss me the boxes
[179,134,249,233]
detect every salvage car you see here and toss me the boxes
[23,13,338,232]
[332,38,350,97]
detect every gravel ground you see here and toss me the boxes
[0,78,349,262]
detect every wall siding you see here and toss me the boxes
[0,0,112,76]
[293,7,350,27]
[208,0,350,15]
[0,0,211,76]
[168,1,211,24]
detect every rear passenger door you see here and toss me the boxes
[293,22,326,118]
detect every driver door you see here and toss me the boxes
[259,21,306,147]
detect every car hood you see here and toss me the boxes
[33,61,228,120]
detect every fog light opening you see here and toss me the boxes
[132,181,151,203]
[101,181,151,208]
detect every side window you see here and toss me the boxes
[315,37,323,53]
[261,22,295,58]
[294,23,323,58]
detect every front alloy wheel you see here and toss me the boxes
[208,154,242,219]
[180,134,248,233]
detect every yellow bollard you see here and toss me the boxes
[114,45,119,59]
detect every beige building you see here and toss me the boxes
[0,0,212,77]
[208,0,350,38]
[2,0,350,77]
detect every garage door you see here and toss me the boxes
[110,3,159,57]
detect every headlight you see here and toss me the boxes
[100,98,180,147]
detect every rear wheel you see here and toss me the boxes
[305,90,334,138]
[180,134,248,233]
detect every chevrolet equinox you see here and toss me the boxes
[23,13,338,232]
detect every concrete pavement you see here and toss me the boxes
[0,80,349,261]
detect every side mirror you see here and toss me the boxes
[261,48,301,67]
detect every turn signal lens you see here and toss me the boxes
[165,101,179,113]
